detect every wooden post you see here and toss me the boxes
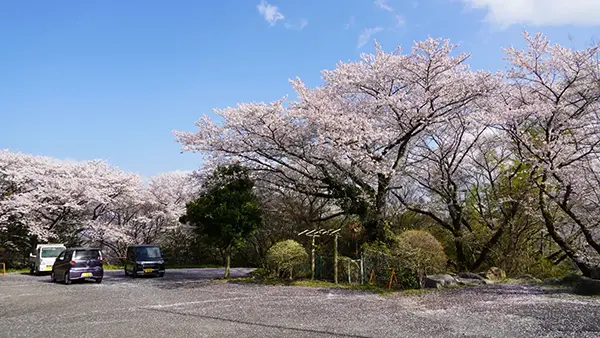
[360,252,364,285]
[311,235,316,280]
[334,233,338,284]
[347,261,351,284]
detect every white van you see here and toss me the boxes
[30,244,67,275]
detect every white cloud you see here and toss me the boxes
[459,0,600,27]
[284,18,308,30]
[374,0,394,12]
[257,0,285,26]
[357,26,384,48]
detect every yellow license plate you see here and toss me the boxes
[44,266,53,271]
[81,272,92,277]
[144,268,153,273]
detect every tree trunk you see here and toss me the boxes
[365,174,392,243]
[538,175,594,277]
[470,228,505,271]
[453,234,468,272]
[224,246,231,279]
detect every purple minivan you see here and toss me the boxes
[51,248,104,284]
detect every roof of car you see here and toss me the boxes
[128,244,160,248]
[66,247,101,251]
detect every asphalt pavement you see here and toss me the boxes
[1,269,599,338]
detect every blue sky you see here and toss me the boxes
[1,0,599,177]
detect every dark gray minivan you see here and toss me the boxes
[51,248,104,284]
[124,244,165,277]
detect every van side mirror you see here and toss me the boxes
[30,253,36,258]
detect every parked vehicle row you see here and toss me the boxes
[29,243,166,285]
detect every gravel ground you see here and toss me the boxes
[1,269,599,338]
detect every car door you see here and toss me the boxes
[53,251,67,279]
[125,247,133,274]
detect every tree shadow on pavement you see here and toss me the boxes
[145,307,371,338]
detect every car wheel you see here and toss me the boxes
[95,278,102,284]
[158,272,165,278]
[51,271,56,283]
[64,272,71,285]
[131,266,137,278]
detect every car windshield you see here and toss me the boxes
[73,250,101,260]
[41,247,65,258]
[136,246,162,260]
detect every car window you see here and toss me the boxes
[56,252,66,261]
[135,246,162,260]
[41,247,65,258]
[73,250,101,260]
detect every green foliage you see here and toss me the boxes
[393,230,447,287]
[337,255,361,283]
[183,164,262,254]
[266,240,308,279]
[0,220,33,269]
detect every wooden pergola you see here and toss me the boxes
[298,228,342,283]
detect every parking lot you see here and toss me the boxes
[1,269,600,338]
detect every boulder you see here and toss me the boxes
[484,267,506,280]
[458,272,486,281]
[561,274,584,286]
[458,272,485,280]
[543,277,562,285]
[515,274,542,283]
[424,274,457,289]
[455,277,485,286]
[590,267,600,280]
[573,276,600,296]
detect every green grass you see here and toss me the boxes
[292,280,344,288]
[5,268,29,273]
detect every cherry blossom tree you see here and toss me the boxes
[392,115,499,270]
[175,38,496,242]
[80,171,198,259]
[1,150,197,261]
[498,32,600,276]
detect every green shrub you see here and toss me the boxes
[337,256,361,284]
[266,240,308,279]
[393,230,447,288]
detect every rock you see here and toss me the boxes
[458,272,486,281]
[590,267,600,280]
[455,277,485,285]
[543,277,562,285]
[561,274,583,286]
[484,267,506,280]
[424,274,458,289]
[515,274,542,283]
[573,276,600,296]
